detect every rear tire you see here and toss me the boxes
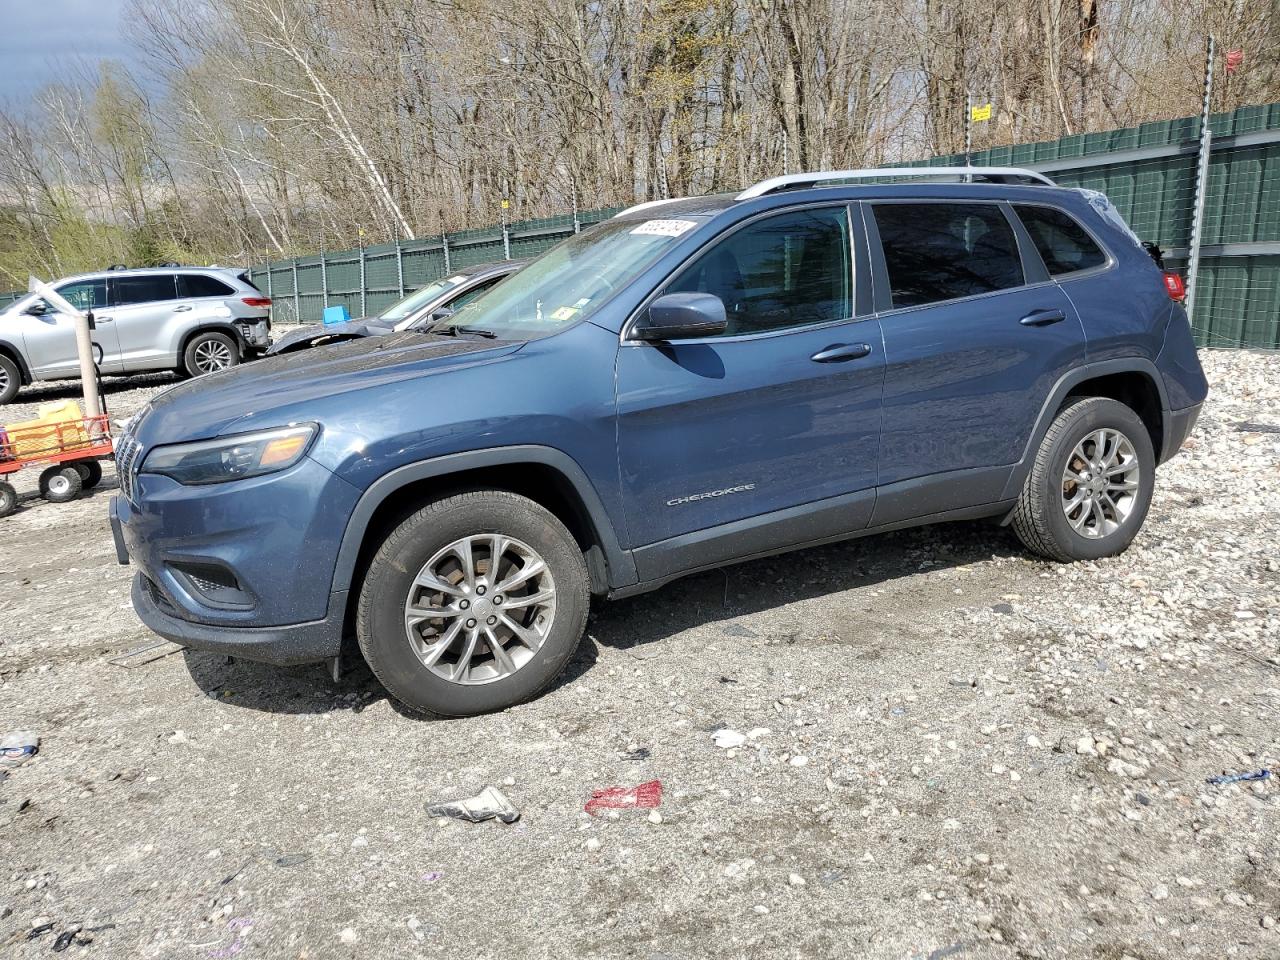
[1011,397,1155,562]
[183,332,240,378]
[357,490,591,717]
[0,354,20,405]
[0,481,16,517]
[40,466,83,503]
[72,460,104,489]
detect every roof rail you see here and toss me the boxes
[737,166,1055,200]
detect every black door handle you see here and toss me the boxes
[1019,308,1066,327]
[811,342,872,363]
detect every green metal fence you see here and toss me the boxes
[6,103,1279,347]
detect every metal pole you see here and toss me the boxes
[782,127,789,175]
[319,244,329,311]
[571,177,581,234]
[291,259,300,324]
[1185,34,1215,318]
[964,92,972,173]
[359,240,368,317]
[266,260,273,300]
[441,232,451,274]
[501,196,511,260]
[395,233,405,297]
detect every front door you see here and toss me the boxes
[21,278,114,378]
[865,199,1087,525]
[105,274,179,371]
[616,204,885,582]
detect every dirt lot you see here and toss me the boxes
[1,350,1278,960]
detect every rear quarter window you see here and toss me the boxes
[178,274,235,298]
[1014,204,1108,276]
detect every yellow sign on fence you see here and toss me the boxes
[970,103,993,123]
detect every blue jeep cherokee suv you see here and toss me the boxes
[110,167,1208,716]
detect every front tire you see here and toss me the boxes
[0,481,16,517]
[72,460,104,489]
[357,490,591,717]
[0,354,20,405]
[183,332,240,377]
[1011,397,1155,562]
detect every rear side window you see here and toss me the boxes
[666,206,852,336]
[873,202,1023,309]
[111,275,177,307]
[1015,204,1108,276]
[178,274,234,298]
[443,276,504,312]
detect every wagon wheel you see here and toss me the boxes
[0,481,16,517]
[39,466,83,504]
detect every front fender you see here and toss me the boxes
[329,445,638,598]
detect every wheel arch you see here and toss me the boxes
[1000,358,1170,509]
[0,338,32,385]
[177,323,245,365]
[330,446,637,624]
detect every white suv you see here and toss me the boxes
[0,266,272,404]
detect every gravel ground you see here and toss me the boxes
[1,349,1277,960]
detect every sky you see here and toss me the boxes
[0,0,130,101]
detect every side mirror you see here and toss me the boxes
[25,301,49,316]
[633,292,727,342]
[429,307,455,323]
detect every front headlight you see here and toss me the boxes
[141,424,318,485]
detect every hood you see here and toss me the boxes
[136,332,522,444]
[266,317,396,354]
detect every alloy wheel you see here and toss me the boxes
[1060,428,1140,539]
[402,534,557,685]
[194,340,234,372]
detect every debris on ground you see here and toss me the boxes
[108,639,184,668]
[426,786,520,824]
[1,730,39,769]
[584,779,663,816]
[712,729,746,749]
[1206,769,1271,785]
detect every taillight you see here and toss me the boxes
[1162,272,1185,302]
[242,297,272,308]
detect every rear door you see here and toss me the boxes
[21,279,114,377]
[616,204,885,581]
[865,199,1085,525]
[105,274,179,370]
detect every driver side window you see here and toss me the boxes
[664,206,852,337]
[53,279,107,312]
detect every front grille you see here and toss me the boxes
[114,413,147,505]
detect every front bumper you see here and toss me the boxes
[130,574,346,664]
[110,451,359,664]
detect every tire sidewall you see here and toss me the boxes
[0,355,20,405]
[1040,400,1155,560]
[358,494,590,717]
[184,332,240,378]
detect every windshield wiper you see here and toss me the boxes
[441,325,498,339]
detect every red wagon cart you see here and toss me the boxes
[0,412,113,517]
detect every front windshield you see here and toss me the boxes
[437,216,705,338]
[382,275,467,327]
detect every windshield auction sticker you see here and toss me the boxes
[630,219,697,237]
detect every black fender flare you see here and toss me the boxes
[329,444,639,597]
[998,356,1171,506]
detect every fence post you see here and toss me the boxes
[964,92,972,172]
[1185,34,1215,319]
[320,244,329,312]
[265,260,273,301]
[501,198,511,260]
[359,240,368,317]
[441,233,451,273]
[291,258,300,324]
[571,178,581,234]
[396,235,405,297]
